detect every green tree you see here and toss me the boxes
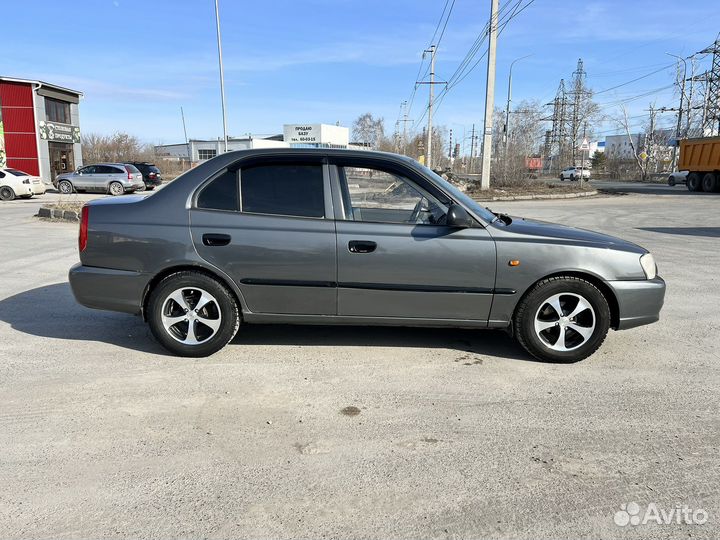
[590,150,606,171]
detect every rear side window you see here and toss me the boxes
[197,170,239,211]
[240,164,324,218]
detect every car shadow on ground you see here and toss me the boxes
[637,227,720,238]
[0,282,536,362]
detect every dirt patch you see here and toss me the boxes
[340,406,361,417]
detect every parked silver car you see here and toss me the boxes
[69,149,665,362]
[55,163,145,195]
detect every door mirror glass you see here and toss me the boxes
[446,203,474,228]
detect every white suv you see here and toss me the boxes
[559,167,591,181]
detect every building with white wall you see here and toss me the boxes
[155,124,351,164]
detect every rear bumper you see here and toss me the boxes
[608,276,666,330]
[69,263,149,315]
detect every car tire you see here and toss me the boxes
[58,180,73,194]
[109,181,125,196]
[687,172,702,192]
[147,271,240,357]
[668,175,676,187]
[701,172,718,193]
[146,186,155,191]
[0,186,16,201]
[570,175,575,181]
[513,276,611,363]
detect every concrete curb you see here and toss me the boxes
[475,190,598,202]
[37,206,80,222]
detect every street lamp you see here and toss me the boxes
[666,52,687,171]
[504,54,532,154]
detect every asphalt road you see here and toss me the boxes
[1,188,719,539]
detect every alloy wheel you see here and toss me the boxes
[534,292,596,352]
[161,287,222,345]
[59,181,72,194]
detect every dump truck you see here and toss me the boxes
[679,136,720,192]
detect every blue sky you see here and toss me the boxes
[5,0,718,144]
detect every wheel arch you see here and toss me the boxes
[141,264,246,321]
[513,270,620,330]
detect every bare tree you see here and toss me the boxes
[81,132,154,164]
[352,113,385,149]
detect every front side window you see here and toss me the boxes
[80,166,96,174]
[197,170,239,211]
[240,163,325,218]
[198,149,217,160]
[340,166,445,225]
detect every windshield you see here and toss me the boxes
[7,169,30,177]
[419,166,497,223]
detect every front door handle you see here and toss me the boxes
[348,240,377,254]
[202,233,231,247]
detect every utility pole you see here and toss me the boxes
[469,123,476,173]
[214,0,229,152]
[667,53,687,171]
[180,106,190,168]
[426,45,436,168]
[570,58,587,164]
[479,0,499,190]
[398,100,412,155]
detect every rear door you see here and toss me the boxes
[330,158,497,321]
[189,157,337,315]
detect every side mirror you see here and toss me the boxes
[446,203,474,228]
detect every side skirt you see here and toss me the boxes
[243,313,511,330]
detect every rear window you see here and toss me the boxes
[240,163,325,218]
[147,166,160,174]
[197,170,239,211]
[124,164,140,173]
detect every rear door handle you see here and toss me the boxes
[348,240,377,254]
[202,233,231,247]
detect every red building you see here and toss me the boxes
[0,77,83,182]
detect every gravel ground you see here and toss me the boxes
[0,187,718,539]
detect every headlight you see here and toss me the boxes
[640,253,657,279]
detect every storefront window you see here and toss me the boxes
[45,98,71,124]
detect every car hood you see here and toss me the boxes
[494,216,646,254]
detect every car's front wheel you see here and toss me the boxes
[147,271,240,357]
[514,276,611,363]
[58,180,73,194]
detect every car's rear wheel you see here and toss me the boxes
[0,186,16,201]
[514,276,611,363]
[668,175,676,187]
[687,172,702,192]
[147,271,240,357]
[702,172,718,193]
[570,174,575,181]
[109,181,125,196]
[58,180,73,194]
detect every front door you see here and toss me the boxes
[190,158,337,315]
[332,160,496,321]
[48,142,74,183]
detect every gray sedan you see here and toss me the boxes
[68,149,665,362]
[55,163,145,195]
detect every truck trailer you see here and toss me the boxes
[679,136,720,192]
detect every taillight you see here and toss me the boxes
[124,165,133,180]
[79,205,89,252]
[148,172,156,178]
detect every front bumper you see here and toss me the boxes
[69,263,150,315]
[608,276,666,330]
